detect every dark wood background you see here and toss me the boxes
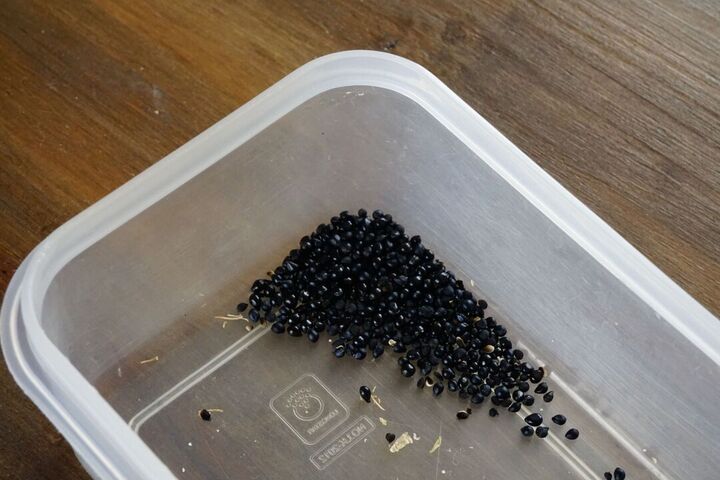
[1,1,718,478]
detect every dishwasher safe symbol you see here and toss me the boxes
[270,374,349,445]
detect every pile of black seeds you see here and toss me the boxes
[242,210,580,440]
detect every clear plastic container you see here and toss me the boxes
[2,51,719,480]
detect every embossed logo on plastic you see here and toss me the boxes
[270,374,349,445]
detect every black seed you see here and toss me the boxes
[442,367,455,379]
[512,390,525,401]
[495,385,509,399]
[613,467,626,480]
[488,408,499,417]
[401,363,416,377]
[521,426,534,437]
[433,383,444,396]
[535,426,549,438]
[604,473,612,480]
[508,402,521,413]
[334,345,346,358]
[480,384,492,396]
[471,394,484,405]
[271,322,285,334]
[248,309,260,322]
[534,382,548,394]
[551,414,567,425]
[307,329,320,343]
[236,303,248,313]
[524,413,543,427]
[385,433,396,443]
[522,395,535,406]
[456,410,470,420]
[543,391,554,403]
[565,428,579,440]
[249,295,260,308]
[517,381,529,392]
[199,409,211,421]
[359,385,372,403]
[529,369,544,383]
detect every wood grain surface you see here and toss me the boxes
[1,1,718,478]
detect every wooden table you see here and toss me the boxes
[1,1,718,478]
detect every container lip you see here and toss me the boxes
[3,50,720,478]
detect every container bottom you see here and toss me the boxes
[125,325,664,480]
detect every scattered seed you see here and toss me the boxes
[613,467,626,480]
[535,426,549,438]
[429,435,442,454]
[524,413,543,427]
[508,402,522,413]
[543,391,554,403]
[457,410,470,420]
[359,385,372,403]
[385,433,396,443]
[551,414,567,426]
[236,302,248,312]
[199,409,211,421]
[489,408,499,417]
[522,395,535,406]
[521,426,534,437]
[604,473,612,480]
[389,432,413,453]
[565,428,580,440]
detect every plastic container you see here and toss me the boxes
[2,51,719,480]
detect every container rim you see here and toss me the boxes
[2,50,719,479]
